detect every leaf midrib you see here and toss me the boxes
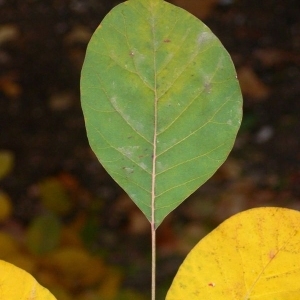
[150,2,158,229]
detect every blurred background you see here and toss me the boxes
[0,0,299,299]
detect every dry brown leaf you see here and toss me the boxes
[0,24,19,44]
[68,48,86,70]
[237,66,270,100]
[127,209,150,235]
[49,91,74,111]
[254,48,300,67]
[212,157,242,181]
[156,215,178,255]
[60,227,84,248]
[176,222,208,255]
[170,0,218,19]
[214,178,255,222]
[46,247,106,290]
[0,191,12,222]
[64,26,92,45]
[0,74,22,98]
[112,194,149,235]
[254,48,286,67]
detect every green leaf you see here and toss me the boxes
[80,0,242,228]
[26,214,61,255]
[166,207,300,299]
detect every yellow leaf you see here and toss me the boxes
[46,247,106,290]
[5,252,37,274]
[166,207,300,300]
[0,232,19,260]
[0,259,57,299]
[0,150,14,179]
[47,286,72,300]
[97,267,123,300]
[0,191,12,221]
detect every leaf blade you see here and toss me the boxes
[81,0,242,227]
[0,259,57,300]
[166,207,300,299]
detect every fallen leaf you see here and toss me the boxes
[0,24,19,44]
[5,252,37,275]
[0,231,19,260]
[0,74,22,98]
[46,247,106,290]
[26,214,62,255]
[0,150,14,179]
[112,194,149,235]
[0,191,12,221]
[170,0,218,19]
[254,48,300,67]
[212,157,243,181]
[47,286,72,300]
[39,177,73,215]
[49,91,75,111]
[97,267,123,300]
[64,26,92,45]
[238,66,270,100]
